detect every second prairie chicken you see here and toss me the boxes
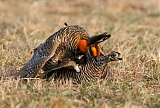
[42,51,122,84]
[16,24,111,78]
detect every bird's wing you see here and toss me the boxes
[15,39,61,78]
[37,59,79,79]
[48,60,79,72]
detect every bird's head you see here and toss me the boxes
[107,51,122,62]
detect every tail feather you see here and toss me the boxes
[88,32,111,45]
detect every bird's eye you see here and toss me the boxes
[111,54,115,58]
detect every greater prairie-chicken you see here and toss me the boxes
[16,24,111,78]
[42,51,122,84]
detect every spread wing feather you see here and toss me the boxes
[15,38,61,78]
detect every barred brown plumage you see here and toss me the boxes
[15,24,111,78]
[43,51,122,84]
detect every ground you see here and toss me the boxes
[0,0,160,108]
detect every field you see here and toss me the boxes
[0,0,160,108]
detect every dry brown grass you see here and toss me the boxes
[0,0,160,108]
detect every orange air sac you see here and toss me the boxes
[91,47,97,57]
[78,40,88,54]
[97,45,101,56]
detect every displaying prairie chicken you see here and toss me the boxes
[42,51,122,84]
[16,23,111,78]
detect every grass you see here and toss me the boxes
[0,0,160,108]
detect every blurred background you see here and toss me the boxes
[0,0,159,69]
[0,0,159,49]
[0,0,159,107]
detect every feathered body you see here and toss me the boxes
[44,51,122,84]
[16,25,110,78]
